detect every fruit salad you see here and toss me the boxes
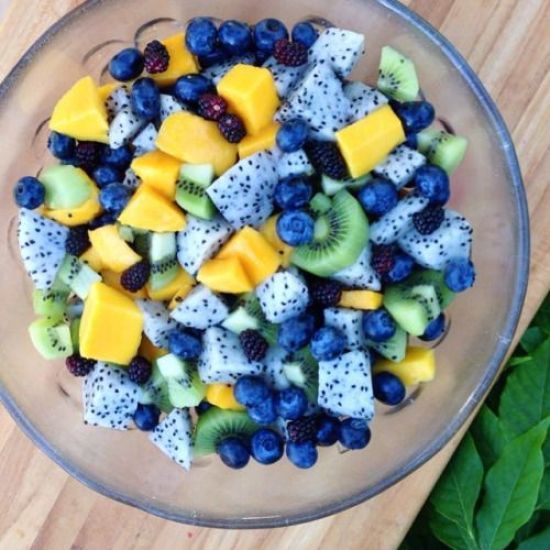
[14,17,475,471]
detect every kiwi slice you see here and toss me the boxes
[176,164,216,220]
[321,174,371,196]
[377,45,419,102]
[417,130,468,174]
[291,190,368,277]
[367,326,407,363]
[222,306,260,334]
[310,193,332,215]
[140,362,174,414]
[283,348,319,403]
[409,284,441,323]
[57,255,102,299]
[70,317,81,354]
[240,293,278,345]
[405,269,455,308]
[28,318,73,360]
[118,224,135,243]
[32,281,70,322]
[156,354,206,408]
[147,232,178,291]
[193,407,259,456]
[39,165,92,209]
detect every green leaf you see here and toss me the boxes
[499,340,550,438]
[470,406,510,469]
[429,433,483,549]
[537,471,550,511]
[520,327,546,354]
[517,526,550,550]
[507,355,533,368]
[475,423,547,550]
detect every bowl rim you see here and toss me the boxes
[0,0,530,529]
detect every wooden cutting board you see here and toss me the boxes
[0,1,549,548]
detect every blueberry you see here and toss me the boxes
[286,440,318,468]
[251,428,284,465]
[291,22,319,48]
[415,164,450,205]
[131,77,160,120]
[99,183,130,214]
[217,437,250,469]
[316,415,340,446]
[195,400,212,415]
[339,418,371,450]
[198,48,229,68]
[218,20,253,55]
[109,48,145,82]
[254,18,289,53]
[174,74,213,103]
[168,329,202,359]
[48,132,75,160]
[276,210,315,246]
[373,372,406,405]
[385,252,415,283]
[362,309,396,342]
[275,387,308,420]
[276,119,309,153]
[405,133,418,149]
[278,313,316,352]
[133,404,161,431]
[392,101,435,134]
[444,259,476,292]
[186,17,218,56]
[13,176,45,209]
[92,165,122,188]
[255,49,270,65]
[248,392,278,425]
[274,178,312,210]
[100,145,133,169]
[234,375,271,408]
[357,178,398,216]
[420,313,446,341]
[310,327,347,361]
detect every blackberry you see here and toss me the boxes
[197,93,228,121]
[273,38,308,67]
[287,416,318,443]
[412,206,445,235]
[218,114,246,143]
[75,141,100,168]
[128,356,152,384]
[144,40,170,74]
[305,141,348,180]
[309,278,342,307]
[120,260,150,292]
[239,329,268,361]
[65,226,91,256]
[66,355,96,377]
[371,244,396,277]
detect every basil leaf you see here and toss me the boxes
[471,406,510,469]
[517,526,550,550]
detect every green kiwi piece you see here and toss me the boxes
[140,362,174,414]
[409,284,441,323]
[39,165,92,209]
[291,190,369,277]
[377,45,419,102]
[367,327,407,363]
[321,174,371,196]
[28,318,73,360]
[57,255,101,299]
[193,407,259,456]
[147,232,178,291]
[240,293,278,345]
[117,224,135,243]
[32,280,70,322]
[176,164,216,220]
[417,130,468,174]
[283,348,319,403]
[404,269,455,308]
[309,193,332,215]
[70,317,81,354]
[222,306,260,334]
[156,354,206,408]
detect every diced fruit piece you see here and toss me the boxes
[145,266,193,302]
[101,269,147,299]
[217,64,279,135]
[263,346,291,391]
[109,109,146,149]
[373,145,426,189]
[339,290,383,310]
[150,33,198,87]
[377,46,419,102]
[283,348,318,403]
[170,285,229,329]
[344,81,389,122]
[374,347,435,385]
[168,284,194,310]
[263,56,307,99]
[206,384,245,411]
[118,185,186,232]
[44,190,101,227]
[222,307,260,334]
[131,151,181,199]
[142,232,179,291]
[308,28,364,77]
[336,104,405,178]
[132,123,158,155]
[136,299,179,349]
[238,121,279,158]
[367,326,407,363]
[150,408,193,470]
[156,112,238,176]
[324,307,364,350]
[70,317,81,353]
[405,269,456,308]
[49,76,109,143]
[80,246,104,272]
[239,293,279,346]
[331,246,381,291]
[155,354,206,408]
[32,283,69,322]
[29,318,73,360]
[139,336,168,362]
[217,226,281,286]
[259,215,293,267]
[176,163,216,220]
[417,130,468,174]
[98,83,118,103]
[256,271,309,323]
[57,255,102,299]
[79,282,143,365]
[197,257,253,294]
[39,165,91,209]
[89,224,141,273]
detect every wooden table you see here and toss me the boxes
[0,1,548,548]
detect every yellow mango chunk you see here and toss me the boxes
[97,83,118,103]
[101,269,148,299]
[157,112,238,176]
[118,185,186,232]
[197,257,253,294]
[131,150,181,199]
[206,384,245,411]
[336,105,405,178]
[168,285,194,310]
[374,347,435,386]
[217,227,281,286]
[259,215,293,267]
[80,282,143,365]
[218,64,279,135]
[339,290,383,310]
[42,182,101,227]
[139,336,169,362]
[50,76,109,143]
[149,33,198,87]
[88,225,141,273]
[80,246,104,272]
[147,267,195,302]
[238,121,280,158]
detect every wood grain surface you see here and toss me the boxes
[0,1,549,549]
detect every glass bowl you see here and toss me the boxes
[0,0,528,528]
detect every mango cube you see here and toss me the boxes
[206,384,245,411]
[218,65,279,135]
[217,227,281,286]
[50,76,109,143]
[131,151,181,199]
[147,267,195,302]
[168,285,194,311]
[101,269,148,299]
[97,83,118,103]
[259,215,293,267]
[150,33,198,87]
[197,257,253,294]
[374,347,435,386]
[156,112,238,176]
[80,246,104,272]
[88,225,141,273]
[79,282,143,365]
[238,122,279,158]
[336,105,405,178]
[139,336,169,362]
[118,185,186,232]
[339,290,383,310]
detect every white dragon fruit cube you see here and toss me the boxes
[170,285,229,329]
[150,408,193,470]
[137,299,179,349]
[324,307,365,351]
